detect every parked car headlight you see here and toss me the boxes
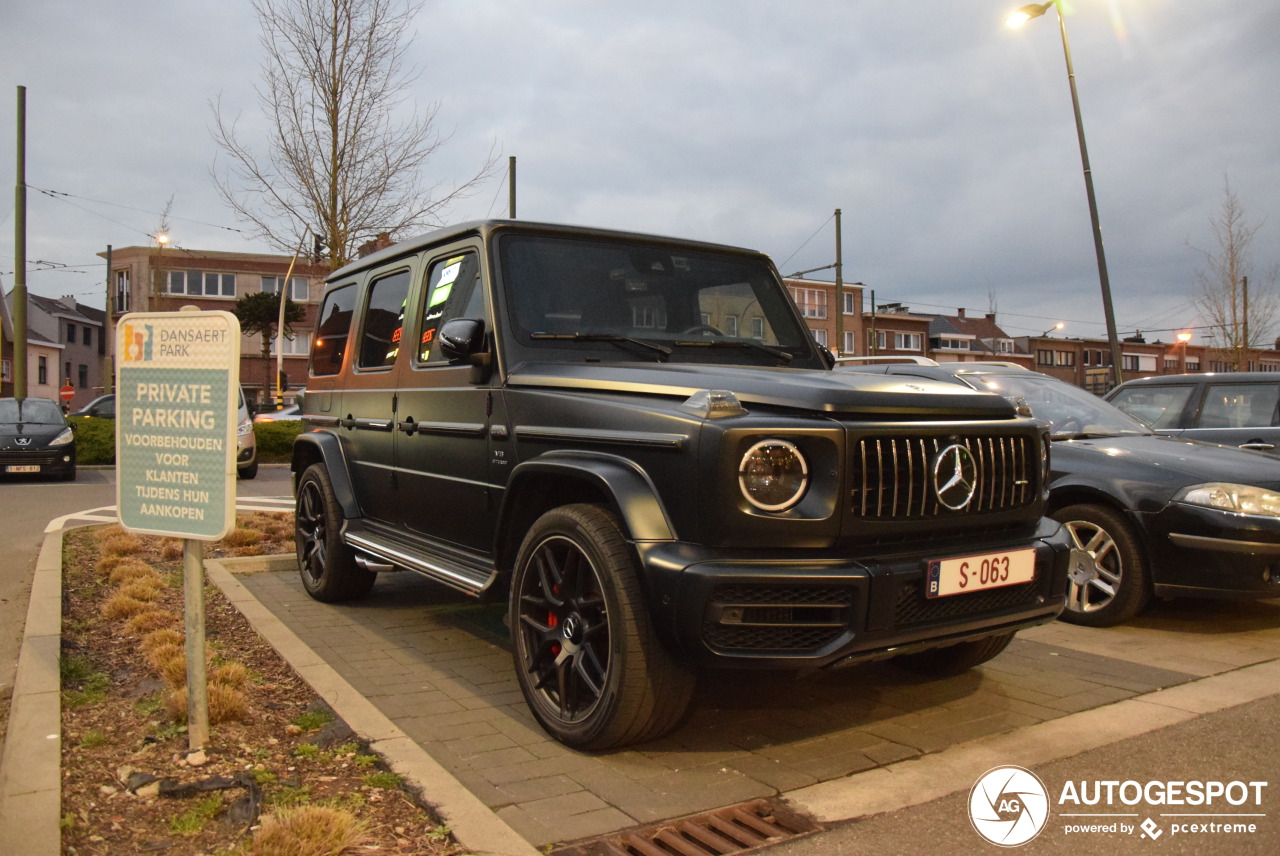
[739,440,809,512]
[238,416,254,437]
[49,428,75,447]
[1177,483,1280,517]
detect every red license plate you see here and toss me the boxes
[926,548,1036,598]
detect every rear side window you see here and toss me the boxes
[310,284,357,377]
[1108,385,1193,429]
[1201,383,1280,428]
[358,269,412,369]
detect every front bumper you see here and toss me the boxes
[1148,503,1280,598]
[640,518,1071,669]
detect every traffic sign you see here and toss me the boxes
[59,384,75,401]
[115,309,241,540]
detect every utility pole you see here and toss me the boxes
[13,85,28,399]
[833,208,843,360]
[103,245,113,395]
[509,156,517,219]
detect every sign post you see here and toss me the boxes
[115,308,240,754]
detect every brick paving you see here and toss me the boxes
[238,568,1200,848]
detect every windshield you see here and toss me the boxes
[0,398,66,425]
[961,373,1152,439]
[499,234,824,368]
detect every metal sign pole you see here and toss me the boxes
[183,538,209,751]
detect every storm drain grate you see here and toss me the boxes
[552,799,821,856]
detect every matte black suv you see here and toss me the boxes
[291,220,1071,749]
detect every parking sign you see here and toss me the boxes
[115,310,240,539]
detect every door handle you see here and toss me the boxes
[1240,442,1276,451]
[397,417,417,436]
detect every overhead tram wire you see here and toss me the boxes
[777,213,835,274]
[30,186,245,235]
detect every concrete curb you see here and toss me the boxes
[0,528,538,856]
[205,557,540,856]
[0,528,64,856]
[785,658,1280,823]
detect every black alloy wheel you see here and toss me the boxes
[294,463,375,602]
[511,504,695,750]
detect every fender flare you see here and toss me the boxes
[292,431,361,519]
[502,450,677,542]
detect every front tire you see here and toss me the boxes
[894,631,1015,676]
[1052,503,1149,627]
[510,504,695,750]
[238,457,259,480]
[295,463,375,602]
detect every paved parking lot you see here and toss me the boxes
[235,565,1280,849]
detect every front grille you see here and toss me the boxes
[0,450,62,466]
[852,434,1036,519]
[895,579,1041,627]
[703,584,853,652]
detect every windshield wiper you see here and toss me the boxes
[673,339,794,365]
[531,332,672,362]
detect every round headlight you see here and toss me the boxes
[739,440,809,512]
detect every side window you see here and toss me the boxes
[1109,385,1192,429]
[358,269,412,369]
[417,252,482,363]
[310,283,357,377]
[1202,383,1279,428]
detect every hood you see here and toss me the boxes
[1052,433,1280,489]
[0,421,69,447]
[506,361,1018,419]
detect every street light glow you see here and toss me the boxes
[1007,4,1049,27]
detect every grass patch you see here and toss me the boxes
[169,794,224,836]
[238,805,366,856]
[77,730,109,749]
[361,771,402,790]
[290,709,334,732]
[60,654,109,708]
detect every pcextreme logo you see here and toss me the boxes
[969,765,1051,847]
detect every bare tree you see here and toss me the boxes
[1191,178,1279,369]
[211,0,498,269]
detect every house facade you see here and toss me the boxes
[102,246,329,408]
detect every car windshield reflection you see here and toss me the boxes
[964,373,1152,439]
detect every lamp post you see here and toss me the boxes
[1008,2,1124,389]
[1176,330,1192,374]
[1039,322,1065,337]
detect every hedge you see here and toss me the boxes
[68,417,304,466]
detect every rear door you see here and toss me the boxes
[1185,379,1280,456]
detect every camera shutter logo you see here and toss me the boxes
[934,443,978,510]
[969,765,1050,847]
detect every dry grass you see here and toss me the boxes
[104,558,155,584]
[165,683,250,725]
[141,627,184,654]
[211,662,249,689]
[124,608,179,636]
[237,806,368,856]
[223,527,264,548]
[160,539,184,560]
[99,531,144,557]
[101,593,152,620]
[118,576,164,602]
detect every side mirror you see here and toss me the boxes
[439,318,486,362]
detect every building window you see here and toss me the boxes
[1036,349,1053,366]
[938,337,970,351]
[262,275,308,301]
[167,270,236,297]
[843,330,858,355]
[843,292,857,315]
[752,317,765,339]
[66,322,76,343]
[1186,358,1200,371]
[2,359,10,381]
[790,287,827,319]
[812,328,828,347]
[868,329,887,351]
[1055,351,1075,367]
[115,269,132,312]
[894,332,922,351]
[996,339,1014,354]
[64,362,72,385]
[83,326,92,346]
[725,315,739,336]
[38,356,47,385]
[1123,355,1141,372]
[78,364,88,388]
[270,333,312,356]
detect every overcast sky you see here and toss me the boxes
[2,0,1278,345]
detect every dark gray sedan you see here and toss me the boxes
[1104,372,1280,457]
[839,362,1280,626]
[0,397,77,480]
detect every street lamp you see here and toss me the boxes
[1176,330,1192,374]
[1039,322,1065,337]
[1007,1,1124,389]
